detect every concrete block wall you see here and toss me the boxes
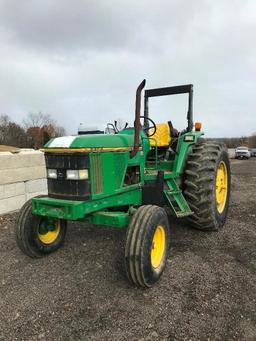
[0,150,47,215]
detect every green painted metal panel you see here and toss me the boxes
[173,131,203,174]
[90,152,130,198]
[70,134,135,148]
[32,188,142,221]
[45,133,135,149]
[45,129,151,151]
[144,169,175,181]
[114,152,128,188]
[101,152,120,194]
[84,211,129,228]
[89,149,145,199]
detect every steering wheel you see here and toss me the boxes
[139,116,157,137]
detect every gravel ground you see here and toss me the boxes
[0,159,255,341]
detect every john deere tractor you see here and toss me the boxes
[15,80,231,287]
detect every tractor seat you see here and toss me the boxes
[149,123,171,147]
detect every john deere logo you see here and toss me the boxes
[57,170,65,179]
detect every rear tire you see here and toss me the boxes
[125,205,171,288]
[184,142,231,231]
[15,198,67,258]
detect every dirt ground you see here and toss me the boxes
[0,159,255,341]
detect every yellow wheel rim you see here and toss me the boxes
[216,161,228,213]
[38,219,61,245]
[151,225,166,269]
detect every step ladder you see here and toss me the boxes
[164,179,193,218]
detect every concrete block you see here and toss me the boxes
[0,152,12,156]
[0,149,49,215]
[4,184,17,199]
[0,150,45,170]
[0,183,25,200]
[15,182,26,196]
[0,185,4,200]
[18,151,45,168]
[0,166,46,185]
[26,179,47,193]
[0,194,26,215]
[0,199,7,214]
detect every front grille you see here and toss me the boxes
[45,152,90,201]
[91,154,103,194]
[45,153,89,169]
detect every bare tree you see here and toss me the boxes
[22,112,66,148]
[54,125,66,137]
[0,113,66,148]
[23,112,55,129]
[0,114,10,126]
[0,115,28,147]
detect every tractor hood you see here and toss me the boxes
[44,133,135,150]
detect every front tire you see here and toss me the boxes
[15,199,67,258]
[184,142,231,231]
[125,205,171,288]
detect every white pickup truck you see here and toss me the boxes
[235,146,250,159]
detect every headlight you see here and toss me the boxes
[184,135,195,142]
[66,169,89,180]
[47,169,57,179]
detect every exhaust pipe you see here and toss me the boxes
[132,79,146,157]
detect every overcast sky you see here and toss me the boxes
[0,0,255,137]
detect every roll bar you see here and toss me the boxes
[144,84,194,132]
[132,81,194,157]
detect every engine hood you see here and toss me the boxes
[44,133,135,150]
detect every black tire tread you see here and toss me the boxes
[125,205,152,286]
[15,196,66,258]
[184,141,230,231]
[125,205,170,288]
[15,198,41,258]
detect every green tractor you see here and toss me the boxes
[15,80,231,288]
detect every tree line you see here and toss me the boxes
[0,113,66,149]
[207,135,256,149]
[0,113,255,150]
